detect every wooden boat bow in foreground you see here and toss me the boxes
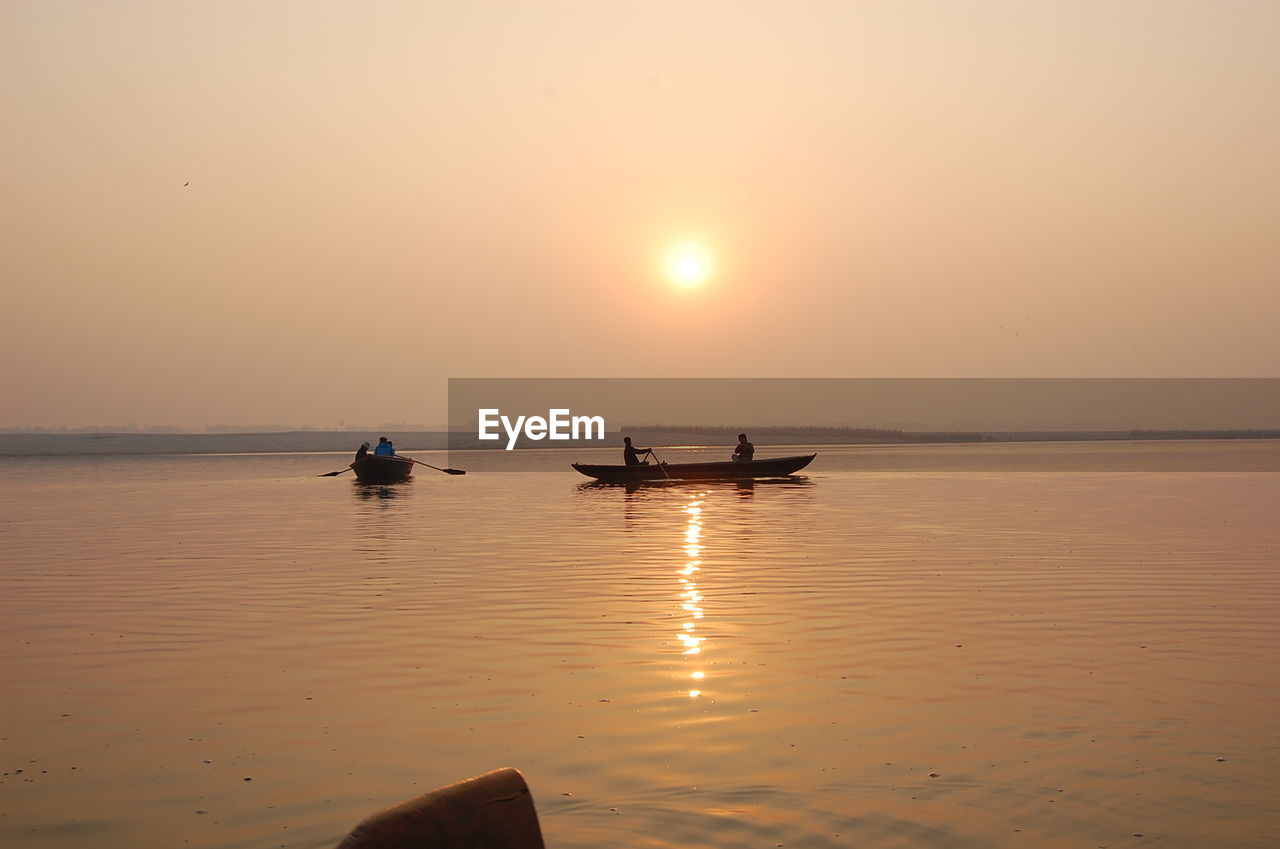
[335,767,544,849]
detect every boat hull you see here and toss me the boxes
[351,455,415,483]
[572,453,816,483]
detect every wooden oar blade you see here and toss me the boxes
[409,459,466,475]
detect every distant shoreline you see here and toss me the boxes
[1,428,1277,457]
[447,427,1280,451]
[617,426,1280,444]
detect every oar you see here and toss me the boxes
[319,466,354,477]
[411,458,466,475]
[648,449,672,480]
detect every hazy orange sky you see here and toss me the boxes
[5,1,1278,428]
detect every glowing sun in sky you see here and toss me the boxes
[665,244,713,289]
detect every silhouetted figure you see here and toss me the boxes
[355,441,370,462]
[623,436,652,466]
[386,440,395,457]
[732,433,754,462]
[373,437,394,457]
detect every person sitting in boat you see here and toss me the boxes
[623,436,653,466]
[373,436,394,457]
[386,440,395,456]
[732,433,754,462]
[354,441,370,462]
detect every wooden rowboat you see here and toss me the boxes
[572,453,816,483]
[336,767,544,849]
[351,455,415,484]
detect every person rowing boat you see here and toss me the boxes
[622,436,654,466]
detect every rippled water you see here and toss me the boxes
[2,445,1277,848]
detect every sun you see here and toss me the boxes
[665,244,713,289]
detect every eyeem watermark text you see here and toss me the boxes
[477,408,606,450]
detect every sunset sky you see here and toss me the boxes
[5,1,1278,428]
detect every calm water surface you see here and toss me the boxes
[2,445,1277,849]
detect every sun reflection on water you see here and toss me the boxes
[678,495,709,697]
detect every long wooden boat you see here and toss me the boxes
[351,455,415,483]
[572,453,816,483]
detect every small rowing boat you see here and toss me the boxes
[571,453,816,483]
[351,455,415,484]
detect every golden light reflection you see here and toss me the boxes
[677,495,710,696]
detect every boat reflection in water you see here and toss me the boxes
[350,478,416,563]
[352,482,405,502]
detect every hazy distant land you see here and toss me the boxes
[2,427,1276,457]
[616,424,1280,446]
[0,423,436,434]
